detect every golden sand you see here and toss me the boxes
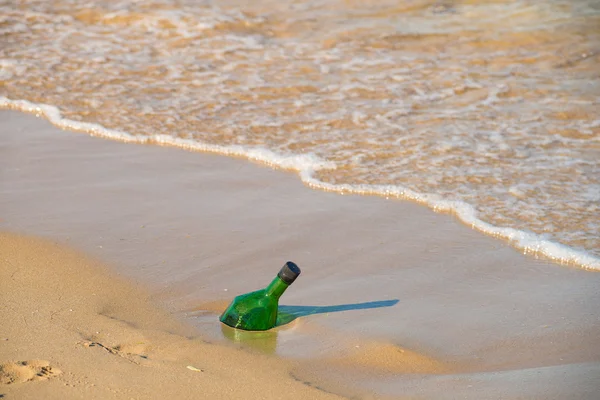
[0,233,346,399]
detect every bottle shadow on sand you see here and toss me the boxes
[276,299,399,327]
[221,299,399,354]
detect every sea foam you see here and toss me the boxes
[2,96,599,271]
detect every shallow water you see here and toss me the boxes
[1,0,599,268]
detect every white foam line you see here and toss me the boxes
[0,97,336,173]
[2,96,599,271]
[300,177,600,272]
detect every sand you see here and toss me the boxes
[1,109,600,399]
[0,233,351,400]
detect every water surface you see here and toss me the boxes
[1,0,599,268]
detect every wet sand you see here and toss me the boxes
[1,109,600,399]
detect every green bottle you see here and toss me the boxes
[220,262,301,331]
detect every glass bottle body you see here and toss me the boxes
[220,276,289,331]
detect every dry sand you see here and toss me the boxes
[1,109,600,399]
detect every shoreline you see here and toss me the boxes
[2,97,598,271]
[2,109,600,398]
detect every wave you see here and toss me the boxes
[2,96,599,271]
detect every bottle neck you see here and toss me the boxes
[265,276,290,299]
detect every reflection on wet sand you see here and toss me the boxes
[220,299,400,354]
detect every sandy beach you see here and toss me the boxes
[1,109,600,399]
[0,232,352,400]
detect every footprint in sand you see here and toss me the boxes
[0,360,62,385]
[81,341,151,366]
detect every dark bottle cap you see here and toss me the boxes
[277,261,301,285]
